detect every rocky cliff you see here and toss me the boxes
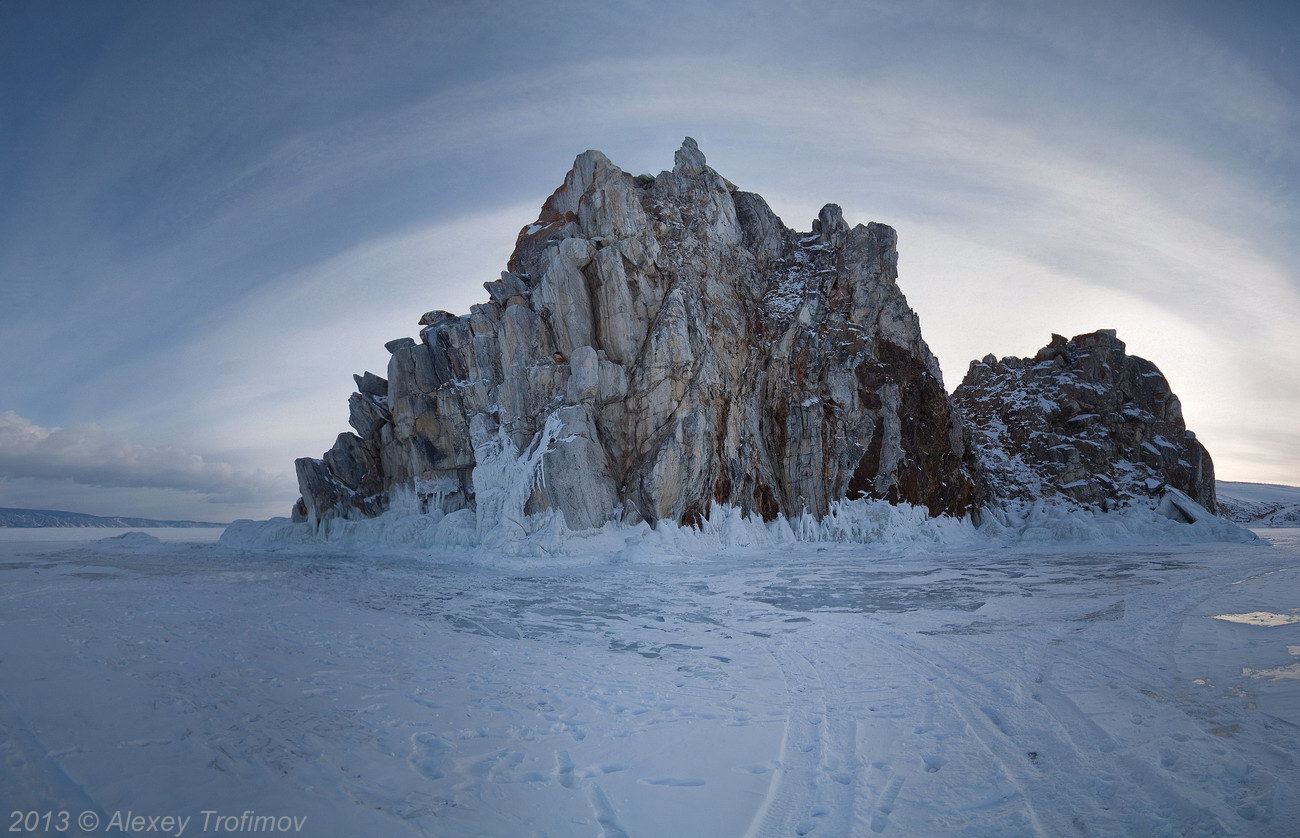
[291,140,1222,537]
[952,330,1216,513]
[293,138,984,532]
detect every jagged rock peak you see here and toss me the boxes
[813,204,849,247]
[291,139,982,532]
[673,136,708,176]
[953,329,1215,512]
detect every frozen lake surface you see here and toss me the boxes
[1,529,1297,836]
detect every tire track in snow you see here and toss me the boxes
[1042,629,1293,829]
[0,690,106,836]
[887,630,1236,836]
[743,641,859,837]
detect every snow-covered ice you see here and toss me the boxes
[0,526,1297,836]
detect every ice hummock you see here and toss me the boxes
[222,488,1255,562]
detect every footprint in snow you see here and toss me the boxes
[409,694,442,709]
[579,762,630,777]
[408,732,450,781]
[637,777,706,787]
[554,750,575,788]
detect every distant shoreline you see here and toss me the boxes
[0,507,228,528]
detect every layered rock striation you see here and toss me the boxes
[294,138,983,531]
[953,330,1216,513]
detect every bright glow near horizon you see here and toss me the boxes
[1,0,1296,520]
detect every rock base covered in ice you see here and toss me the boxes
[222,487,1255,563]
[95,531,163,548]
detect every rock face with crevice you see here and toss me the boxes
[952,330,1216,513]
[292,138,984,530]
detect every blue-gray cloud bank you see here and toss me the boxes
[0,412,290,520]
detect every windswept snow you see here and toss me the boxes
[0,526,1297,836]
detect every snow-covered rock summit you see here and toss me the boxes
[953,330,1216,514]
[293,138,983,534]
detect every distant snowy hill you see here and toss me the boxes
[1215,481,1300,527]
[0,508,226,528]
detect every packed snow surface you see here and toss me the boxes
[1,526,1297,836]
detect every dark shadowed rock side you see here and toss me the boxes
[953,330,1216,514]
[291,140,1219,535]
[294,138,984,531]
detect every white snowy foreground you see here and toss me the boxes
[1,525,1298,837]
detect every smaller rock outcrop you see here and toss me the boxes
[953,330,1216,513]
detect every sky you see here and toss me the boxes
[1,0,1297,522]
